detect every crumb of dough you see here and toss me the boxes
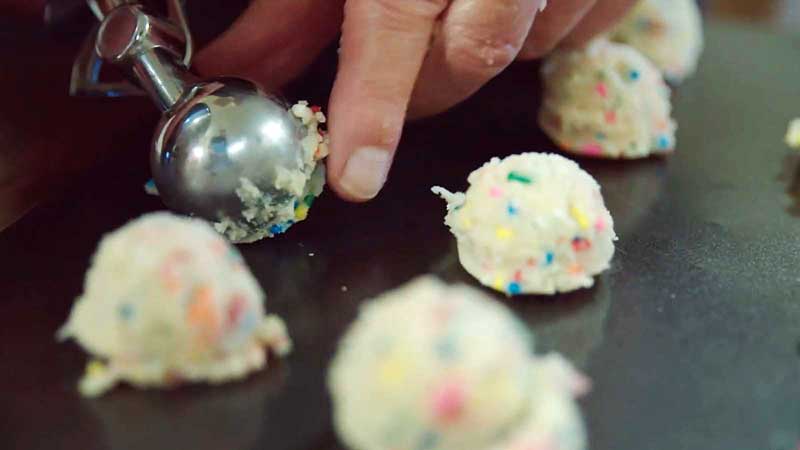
[786,118,800,149]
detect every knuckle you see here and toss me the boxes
[368,0,449,21]
[449,26,521,76]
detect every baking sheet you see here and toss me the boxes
[1,20,799,450]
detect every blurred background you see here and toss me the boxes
[708,0,800,27]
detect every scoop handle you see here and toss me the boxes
[95,4,198,111]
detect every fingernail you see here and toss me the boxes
[339,146,392,200]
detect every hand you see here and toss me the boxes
[197,0,637,202]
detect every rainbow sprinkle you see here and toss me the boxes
[656,135,672,150]
[496,227,513,240]
[492,276,504,291]
[570,206,591,230]
[582,143,603,156]
[118,304,134,321]
[572,237,592,252]
[595,82,608,98]
[507,171,533,184]
[545,252,555,265]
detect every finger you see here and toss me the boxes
[194,0,343,91]
[517,0,596,60]
[561,0,638,47]
[327,0,448,201]
[408,0,542,119]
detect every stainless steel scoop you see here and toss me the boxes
[80,1,307,222]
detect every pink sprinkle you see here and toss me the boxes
[604,110,616,124]
[226,295,246,327]
[513,270,523,282]
[432,380,465,423]
[595,83,608,98]
[582,143,603,156]
[595,217,606,231]
[489,187,504,198]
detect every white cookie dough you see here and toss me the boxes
[611,0,704,83]
[328,276,589,450]
[539,39,677,159]
[433,153,616,295]
[212,101,330,243]
[58,212,291,397]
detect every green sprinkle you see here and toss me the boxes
[303,194,316,206]
[507,171,533,184]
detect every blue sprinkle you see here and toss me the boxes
[269,221,295,235]
[545,252,555,265]
[629,69,641,81]
[657,135,671,149]
[508,282,521,295]
[118,303,134,321]
[435,336,458,360]
[417,431,439,450]
[595,132,607,140]
[507,203,518,216]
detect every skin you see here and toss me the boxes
[11,0,637,202]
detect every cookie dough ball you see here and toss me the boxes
[328,276,588,450]
[58,212,291,397]
[539,39,676,159]
[213,101,330,243]
[433,153,616,295]
[611,0,703,83]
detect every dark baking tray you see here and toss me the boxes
[1,19,799,450]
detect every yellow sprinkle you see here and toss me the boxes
[492,276,504,291]
[460,217,473,229]
[86,360,107,376]
[294,203,310,221]
[786,118,800,149]
[496,227,513,240]
[570,205,590,230]
[378,354,410,386]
